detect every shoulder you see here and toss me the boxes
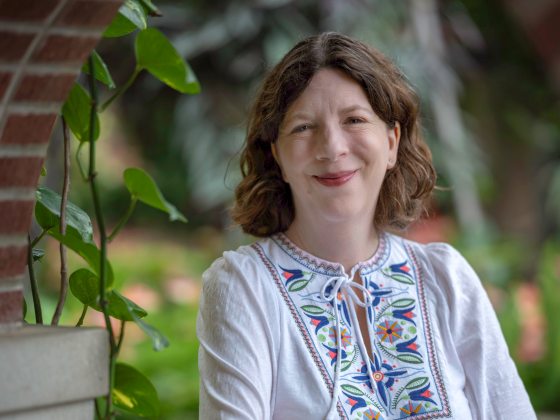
[394,235,477,279]
[394,235,468,268]
[392,234,485,302]
[201,238,279,309]
[391,235,502,340]
[204,243,260,280]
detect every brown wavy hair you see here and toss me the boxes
[232,32,436,237]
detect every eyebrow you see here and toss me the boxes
[339,105,374,115]
[284,112,312,122]
[282,104,375,127]
[287,105,374,121]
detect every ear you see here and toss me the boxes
[387,121,400,169]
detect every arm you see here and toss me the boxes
[197,251,277,419]
[427,243,536,420]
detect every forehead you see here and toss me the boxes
[284,68,371,117]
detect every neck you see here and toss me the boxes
[285,215,379,273]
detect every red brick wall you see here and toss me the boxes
[0,0,122,326]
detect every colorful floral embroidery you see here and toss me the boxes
[376,320,403,343]
[253,234,451,419]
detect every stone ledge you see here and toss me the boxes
[0,325,109,418]
[1,400,94,420]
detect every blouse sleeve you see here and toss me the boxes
[196,250,278,420]
[425,243,536,420]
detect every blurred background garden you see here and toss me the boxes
[27,0,560,418]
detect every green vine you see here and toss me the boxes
[51,117,71,326]
[108,198,137,242]
[26,0,199,417]
[26,234,42,324]
[86,54,118,417]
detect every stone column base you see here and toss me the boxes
[0,325,109,419]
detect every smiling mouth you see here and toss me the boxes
[313,170,357,187]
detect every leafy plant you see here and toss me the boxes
[26,1,199,418]
[515,240,560,411]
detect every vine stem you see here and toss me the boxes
[87,54,117,419]
[76,304,88,327]
[100,67,141,112]
[51,117,71,326]
[108,198,137,242]
[95,398,102,419]
[76,142,89,182]
[116,320,126,355]
[27,234,43,324]
[30,228,49,249]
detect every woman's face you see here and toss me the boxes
[272,68,400,227]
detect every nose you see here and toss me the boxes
[315,125,349,162]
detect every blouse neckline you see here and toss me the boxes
[271,230,390,275]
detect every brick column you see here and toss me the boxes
[0,0,122,326]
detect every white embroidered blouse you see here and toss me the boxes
[197,232,536,419]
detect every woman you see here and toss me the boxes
[197,32,535,419]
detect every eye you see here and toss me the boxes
[292,124,311,134]
[346,117,366,125]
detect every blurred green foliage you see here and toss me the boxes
[29,230,221,418]
[518,241,560,409]
[95,236,217,419]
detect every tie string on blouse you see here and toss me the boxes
[320,273,377,420]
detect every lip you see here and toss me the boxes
[313,170,357,187]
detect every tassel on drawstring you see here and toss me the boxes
[320,273,375,420]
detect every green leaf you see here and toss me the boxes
[404,376,429,390]
[341,384,365,396]
[183,61,200,93]
[103,11,138,38]
[40,166,47,176]
[82,50,115,89]
[138,0,161,16]
[103,0,147,38]
[123,167,187,222]
[113,363,160,417]
[69,268,101,306]
[35,187,114,285]
[288,279,309,292]
[119,0,147,30]
[135,28,201,94]
[83,286,154,330]
[391,274,414,285]
[32,248,45,262]
[52,232,114,287]
[62,83,100,142]
[397,354,423,364]
[36,187,93,244]
[103,290,147,321]
[301,305,325,315]
[131,312,170,351]
[97,287,168,350]
[22,297,27,318]
[391,298,415,308]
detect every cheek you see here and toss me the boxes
[275,145,302,181]
[279,160,299,185]
[272,142,288,182]
[274,151,293,184]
